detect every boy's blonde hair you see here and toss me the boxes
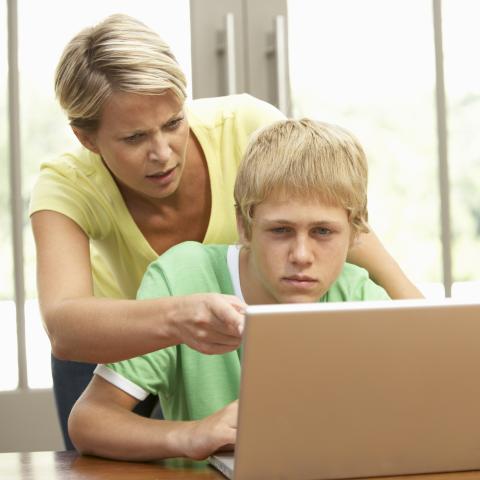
[55,14,187,132]
[234,118,369,238]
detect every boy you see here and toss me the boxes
[68,119,389,461]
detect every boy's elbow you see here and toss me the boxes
[68,402,97,456]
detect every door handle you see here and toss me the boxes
[267,14,290,115]
[217,12,237,95]
[274,15,289,115]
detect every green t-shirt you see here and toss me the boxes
[95,242,389,421]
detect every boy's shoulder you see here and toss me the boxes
[157,241,228,265]
[325,263,390,302]
[138,242,233,299]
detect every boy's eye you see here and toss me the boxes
[313,227,332,236]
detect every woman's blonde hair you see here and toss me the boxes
[234,118,369,238]
[55,14,187,132]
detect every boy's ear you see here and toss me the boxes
[236,209,251,247]
[72,127,100,154]
[349,229,360,248]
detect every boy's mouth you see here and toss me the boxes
[282,275,318,288]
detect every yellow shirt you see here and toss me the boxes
[29,94,284,299]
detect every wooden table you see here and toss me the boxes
[3,451,480,480]
[0,451,224,479]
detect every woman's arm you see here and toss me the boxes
[69,375,237,461]
[347,228,424,299]
[32,210,245,363]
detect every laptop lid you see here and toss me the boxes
[227,298,480,480]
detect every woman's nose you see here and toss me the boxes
[148,134,172,162]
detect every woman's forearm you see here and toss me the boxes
[348,229,424,300]
[44,293,244,363]
[44,296,179,363]
[365,254,424,299]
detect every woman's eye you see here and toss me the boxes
[271,227,290,234]
[166,117,184,130]
[124,133,144,143]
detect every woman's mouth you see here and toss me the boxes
[145,166,177,186]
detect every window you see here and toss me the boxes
[288,0,439,291]
[443,1,480,295]
[2,0,191,391]
[287,0,478,297]
[4,0,478,395]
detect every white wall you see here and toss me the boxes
[0,389,63,452]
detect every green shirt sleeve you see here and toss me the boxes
[101,256,177,398]
[101,243,232,399]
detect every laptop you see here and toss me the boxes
[209,298,480,480]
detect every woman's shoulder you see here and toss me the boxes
[186,94,284,128]
[29,146,117,237]
[32,146,119,204]
[35,147,104,183]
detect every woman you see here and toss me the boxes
[29,13,421,449]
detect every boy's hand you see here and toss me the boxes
[179,400,238,460]
[169,294,246,354]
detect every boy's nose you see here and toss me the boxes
[289,236,314,265]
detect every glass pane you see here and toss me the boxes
[443,1,480,286]
[19,0,191,387]
[20,0,192,299]
[452,281,480,300]
[0,3,9,299]
[0,0,18,391]
[287,0,441,291]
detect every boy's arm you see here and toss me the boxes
[68,375,237,461]
[348,229,424,299]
